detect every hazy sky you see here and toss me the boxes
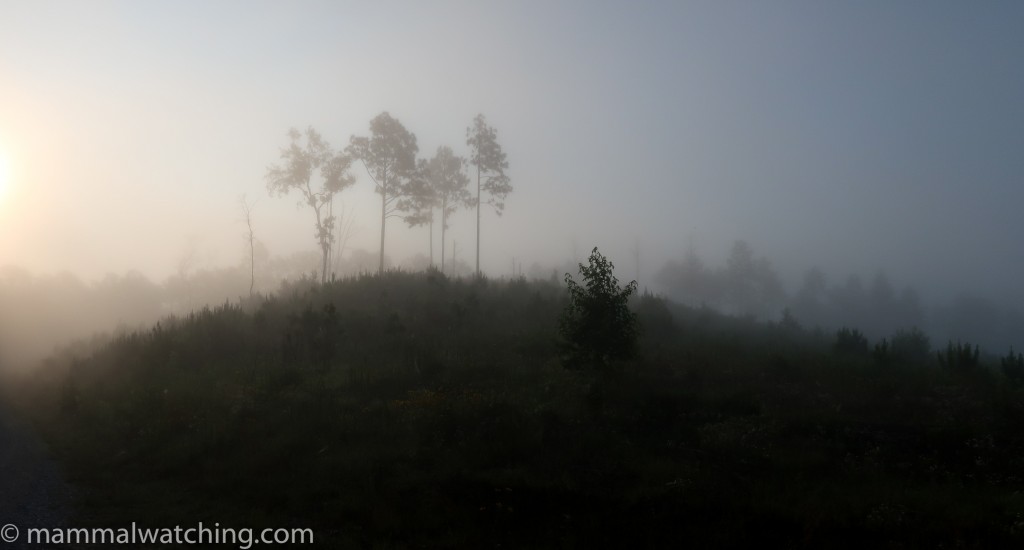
[2,2,1023,303]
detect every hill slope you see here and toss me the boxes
[17,271,1024,547]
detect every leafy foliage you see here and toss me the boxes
[466,114,511,276]
[465,114,511,215]
[559,248,639,369]
[347,112,420,275]
[406,146,472,274]
[265,127,355,284]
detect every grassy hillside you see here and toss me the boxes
[16,269,1024,548]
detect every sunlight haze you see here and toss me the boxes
[1,0,1022,308]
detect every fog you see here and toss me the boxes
[2,1,1024,366]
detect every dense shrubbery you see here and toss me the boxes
[13,269,1024,548]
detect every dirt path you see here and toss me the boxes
[0,401,72,549]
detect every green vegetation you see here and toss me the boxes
[559,247,639,370]
[14,266,1024,548]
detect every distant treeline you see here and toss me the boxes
[656,240,1024,355]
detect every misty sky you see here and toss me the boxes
[2,1,1023,304]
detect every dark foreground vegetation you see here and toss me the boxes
[13,264,1024,548]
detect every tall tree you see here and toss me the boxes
[348,112,419,275]
[399,160,438,266]
[266,127,355,285]
[239,194,257,296]
[466,114,512,277]
[420,146,471,275]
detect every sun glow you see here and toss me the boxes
[0,150,9,201]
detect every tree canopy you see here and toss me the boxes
[265,127,355,284]
[348,112,419,275]
[466,114,512,277]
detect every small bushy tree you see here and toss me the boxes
[560,247,639,369]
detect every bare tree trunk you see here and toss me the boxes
[240,196,256,296]
[321,242,329,285]
[379,186,386,276]
[428,214,434,267]
[327,198,334,276]
[475,163,481,278]
[313,205,328,285]
[441,200,447,274]
[331,204,357,275]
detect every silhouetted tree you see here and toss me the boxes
[419,146,471,275]
[888,327,932,365]
[400,161,438,265]
[1001,347,1024,386]
[656,248,722,308]
[266,127,356,285]
[560,247,639,369]
[723,240,784,318]
[466,114,511,277]
[937,340,980,371]
[348,112,419,275]
[834,327,869,356]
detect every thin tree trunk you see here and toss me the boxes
[241,196,255,296]
[475,162,481,278]
[441,204,447,274]
[312,203,327,285]
[322,242,329,285]
[379,186,386,276]
[249,240,254,296]
[429,214,433,267]
[327,198,334,275]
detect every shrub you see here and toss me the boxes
[559,247,639,369]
